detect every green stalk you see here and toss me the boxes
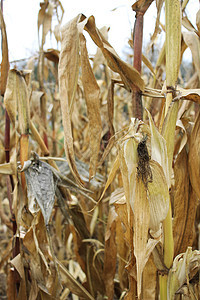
[160,0,181,298]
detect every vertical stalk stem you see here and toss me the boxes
[132,12,144,120]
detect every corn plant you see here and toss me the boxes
[0,0,200,299]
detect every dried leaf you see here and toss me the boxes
[0,8,9,96]
[104,207,117,300]
[147,110,170,186]
[188,112,200,199]
[0,162,15,175]
[79,31,102,179]
[56,258,94,300]
[84,15,145,91]
[115,206,129,290]
[142,255,157,300]
[132,0,154,13]
[58,14,84,186]
[196,9,200,32]
[133,177,150,299]
[38,2,54,47]
[183,31,200,80]
[167,247,200,299]
[44,48,59,64]
[10,254,27,300]
[173,148,198,256]
[175,86,200,104]
[99,155,120,201]
[4,69,30,134]
[148,160,169,232]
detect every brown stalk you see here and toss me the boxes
[132,11,144,120]
[132,1,154,120]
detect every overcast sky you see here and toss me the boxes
[1,0,199,63]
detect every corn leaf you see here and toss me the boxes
[78,29,102,179]
[58,14,84,186]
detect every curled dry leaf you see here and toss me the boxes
[44,48,60,64]
[83,15,145,92]
[38,1,54,47]
[174,86,200,104]
[167,247,200,299]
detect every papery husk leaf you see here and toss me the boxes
[133,177,150,299]
[84,15,145,91]
[188,112,200,199]
[104,207,117,300]
[123,138,138,216]
[173,148,198,257]
[167,247,200,299]
[0,8,9,96]
[148,160,169,232]
[58,14,84,186]
[147,110,170,186]
[78,30,102,179]
[165,0,181,87]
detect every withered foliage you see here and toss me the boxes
[0,1,200,300]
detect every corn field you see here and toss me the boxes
[0,0,200,299]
